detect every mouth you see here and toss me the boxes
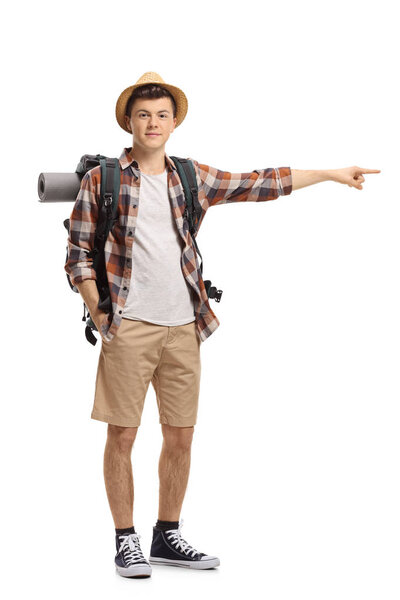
[146,133,160,137]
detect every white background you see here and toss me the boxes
[1,0,398,598]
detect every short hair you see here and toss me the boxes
[125,84,177,120]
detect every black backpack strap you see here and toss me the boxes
[170,157,202,233]
[170,156,204,275]
[100,157,120,235]
[169,156,223,303]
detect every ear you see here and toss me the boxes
[124,115,131,131]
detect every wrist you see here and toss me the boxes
[323,169,336,182]
[90,307,104,321]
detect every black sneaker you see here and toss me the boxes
[149,518,220,569]
[115,531,152,578]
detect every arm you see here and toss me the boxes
[64,170,98,286]
[190,160,292,208]
[65,171,108,325]
[292,166,381,191]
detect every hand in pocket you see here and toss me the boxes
[93,311,110,341]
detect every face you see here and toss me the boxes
[124,96,177,150]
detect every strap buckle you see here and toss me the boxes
[104,192,112,207]
[204,280,223,302]
[214,289,223,303]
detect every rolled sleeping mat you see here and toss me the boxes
[37,172,82,203]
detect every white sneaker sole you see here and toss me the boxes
[115,563,152,578]
[149,556,220,569]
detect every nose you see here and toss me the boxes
[149,114,159,128]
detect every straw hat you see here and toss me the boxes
[115,71,188,133]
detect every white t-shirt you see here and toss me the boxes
[122,168,196,326]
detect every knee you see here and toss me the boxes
[162,424,194,452]
[107,424,139,452]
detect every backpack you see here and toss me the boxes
[64,154,223,346]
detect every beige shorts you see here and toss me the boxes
[91,318,201,428]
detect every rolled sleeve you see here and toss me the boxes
[274,166,292,197]
[191,159,292,208]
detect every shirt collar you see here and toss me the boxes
[118,146,177,172]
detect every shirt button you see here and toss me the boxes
[119,310,122,314]
[133,204,137,208]
[128,231,133,236]
[123,286,127,291]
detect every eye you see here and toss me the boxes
[138,113,168,118]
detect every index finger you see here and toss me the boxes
[361,168,381,173]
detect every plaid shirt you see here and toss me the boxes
[64,147,292,343]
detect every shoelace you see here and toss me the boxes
[165,519,201,558]
[118,533,146,566]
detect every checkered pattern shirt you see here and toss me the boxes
[64,147,293,343]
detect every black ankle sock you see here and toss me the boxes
[155,519,179,531]
[115,525,135,536]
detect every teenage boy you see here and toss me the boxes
[64,71,380,579]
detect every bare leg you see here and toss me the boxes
[158,424,194,521]
[103,424,139,529]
